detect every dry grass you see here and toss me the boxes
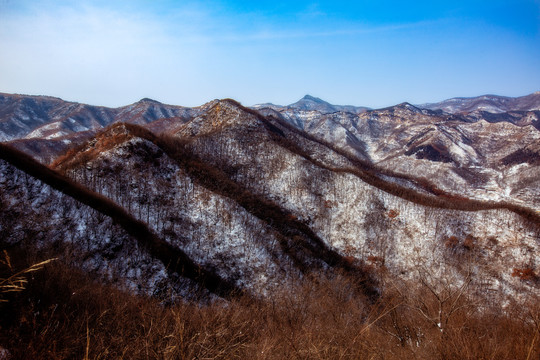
[0,250,56,303]
[0,253,538,360]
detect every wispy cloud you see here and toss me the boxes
[217,20,438,42]
[0,0,438,51]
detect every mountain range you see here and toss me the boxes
[2,90,540,358]
[1,90,539,305]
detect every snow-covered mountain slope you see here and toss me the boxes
[0,144,243,301]
[45,100,540,303]
[7,130,97,164]
[0,93,115,142]
[0,158,179,300]
[2,92,540,303]
[419,92,540,114]
[0,93,198,143]
[266,101,540,209]
[51,121,378,298]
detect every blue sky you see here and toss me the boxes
[1,0,539,108]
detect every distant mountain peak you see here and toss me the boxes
[137,98,162,104]
[300,94,327,103]
[288,95,335,112]
[251,102,280,108]
[397,101,413,106]
[377,102,425,115]
[250,95,369,114]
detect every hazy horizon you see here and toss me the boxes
[2,89,540,110]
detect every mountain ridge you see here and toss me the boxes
[418,92,540,114]
[10,100,538,299]
[3,90,539,145]
[0,141,242,299]
[3,91,540,208]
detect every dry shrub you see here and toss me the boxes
[512,268,538,281]
[1,256,539,359]
[0,256,255,359]
[387,209,399,219]
[445,235,460,249]
[367,256,385,266]
[463,234,476,250]
[373,281,540,360]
